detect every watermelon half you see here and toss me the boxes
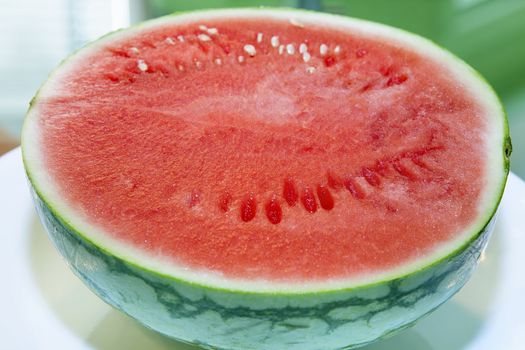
[22,8,510,350]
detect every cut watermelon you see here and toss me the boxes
[22,9,510,350]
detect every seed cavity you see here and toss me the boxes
[362,167,381,186]
[243,44,257,57]
[240,195,257,222]
[344,178,365,199]
[188,190,202,208]
[327,171,343,190]
[317,185,334,210]
[356,48,368,58]
[218,192,232,212]
[265,197,283,224]
[283,178,298,206]
[301,187,318,213]
[286,44,295,55]
[257,32,263,43]
[271,35,280,47]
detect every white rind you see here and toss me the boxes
[22,9,508,293]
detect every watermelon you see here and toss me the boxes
[22,8,510,350]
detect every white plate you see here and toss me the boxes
[1,147,524,350]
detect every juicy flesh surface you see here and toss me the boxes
[38,18,486,281]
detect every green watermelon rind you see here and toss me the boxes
[21,8,510,349]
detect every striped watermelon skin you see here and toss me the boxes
[31,184,494,350]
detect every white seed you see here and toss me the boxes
[238,55,245,63]
[302,51,311,62]
[289,18,304,28]
[207,27,218,35]
[177,64,185,71]
[164,37,175,45]
[243,44,256,56]
[257,32,263,43]
[271,35,279,47]
[299,43,308,54]
[195,61,202,68]
[130,46,140,54]
[278,45,284,55]
[320,44,328,56]
[198,24,208,31]
[137,59,148,72]
[334,45,341,54]
[215,58,222,65]
[307,66,316,74]
[177,35,185,42]
[198,34,211,42]
[286,43,295,55]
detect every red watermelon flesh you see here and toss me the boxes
[35,17,487,282]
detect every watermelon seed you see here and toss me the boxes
[243,44,257,57]
[278,45,285,55]
[207,28,218,35]
[214,58,222,65]
[334,45,341,54]
[302,52,311,62]
[130,47,140,54]
[137,59,148,72]
[324,56,336,67]
[307,66,316,74]
[283,178,298,206]
[265,197,283,224]
[164,37,175,45]
[301,187,318,213]
[237,55,245,63]
[299,43,308,54]
[271,35,280,47]
[198,24,208,31]
[197,34,212,42]
[240,195,257,222]
[257,32,263,43]
[317,185,334,210]
[177,35,185,42]
[320,44,328,56]
[286,44,295,55]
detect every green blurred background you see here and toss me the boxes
[1,0,524,176]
